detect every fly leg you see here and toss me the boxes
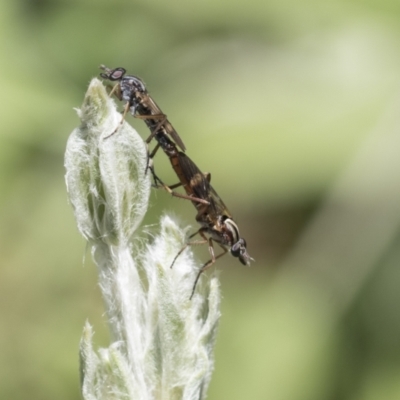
[190,239,227,299]
[148,146,210,206]
[148,167,210,205]
[134,113,168,173]
[104,101,130,140]
[170,229,208,269]
[169,229,228,298]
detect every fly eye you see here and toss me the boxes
[231,239,250,265]
[108,68,126,81]
[231,248,240,258]
[230,240,243,258]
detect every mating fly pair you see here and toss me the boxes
[100,65,252,297]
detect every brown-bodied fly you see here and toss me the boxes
[155,134,253,298]
[100,65,208,205]
[99,65,186,152]
[100,65,253,297]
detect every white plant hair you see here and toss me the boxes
[65,78,221,400]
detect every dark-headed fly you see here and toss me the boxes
[100,65,252,297]
[99,65,186,152]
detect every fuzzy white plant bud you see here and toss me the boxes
[65,78,221,400]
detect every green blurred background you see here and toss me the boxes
[2,0,400,399]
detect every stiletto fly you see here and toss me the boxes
[99,65,186,152]
[154,134,253,298]
[100,65,253,297]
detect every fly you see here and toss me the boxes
[99,65,186,152]
[100,65,253,297]
[152,134,253,298]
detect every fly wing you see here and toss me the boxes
[143,94,186,152]
[177,153,209,199]
[163,121,186,153]
[207,185,233,219]
[177,153,233,218]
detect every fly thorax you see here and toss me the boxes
[121,90,132,103]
